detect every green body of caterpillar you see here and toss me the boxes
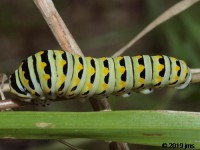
[9,50,192,104]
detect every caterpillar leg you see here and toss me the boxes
[121,92,131,98]
[139,88,154,94]
[32,98,51,106]
[77,98,86,102]
[113,91,131,97]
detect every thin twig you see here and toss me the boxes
[191,69,200,83]
[57,139,83,150]
[112,0,200,57]
[0,99,29,110]
[2,83,10,92]
[109,142,130,150]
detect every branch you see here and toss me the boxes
[112,0,200,57]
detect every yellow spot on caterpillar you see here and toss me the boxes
[103,68,109,75]
[101,57,106,61]
[38,51,44,55]
[61,59,66,67]
[59,51,64,54]
[155,55,162,59]
[22,71,29,84]
[56,74,66,88]
[102,83,108,89]
[139,78,145,84]
[43,74,50,81]
[135,55,142,59]
[45,88,50,93]
[138,65,144,72]
[120,67,125,74]
[61,74,66,83]
[156,76,163,83]
[89,67,95,75]
[174,76,179,80]
[75,78,80,84]
[87,83,92,90]
[78,64,83,70]
[175,66,180,71]
[68,91,74,95]
[184,69,188,76]
[171,57,177,61]
[116,56,123,60]
[185,69,188,74]
[120,81,126,86]
[40,62,47,69]
[58,91,63,94]
[24,79,29,84]
[157,64,164,71]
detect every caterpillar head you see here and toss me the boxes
[9,70,32,100]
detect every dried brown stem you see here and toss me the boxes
[0,99,29,110]
[109,142,130,150]
[33,0,83,56]
[191,69,200,83]
[112,0,200,57]
[2,83,10,92]
[89,97,112,111]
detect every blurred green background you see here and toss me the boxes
[0,0,200,150]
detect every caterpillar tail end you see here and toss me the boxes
[175,71,192,90]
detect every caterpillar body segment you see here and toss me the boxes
[113,56,133,95]
[80,57,100,98]
[65,54,87,98]
[9,50,192,104]
[95,57,115,96]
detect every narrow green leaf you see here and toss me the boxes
[1,111,200,148]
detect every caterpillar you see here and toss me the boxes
[9,50,192,105]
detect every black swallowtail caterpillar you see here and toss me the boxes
[9,50,192,105]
